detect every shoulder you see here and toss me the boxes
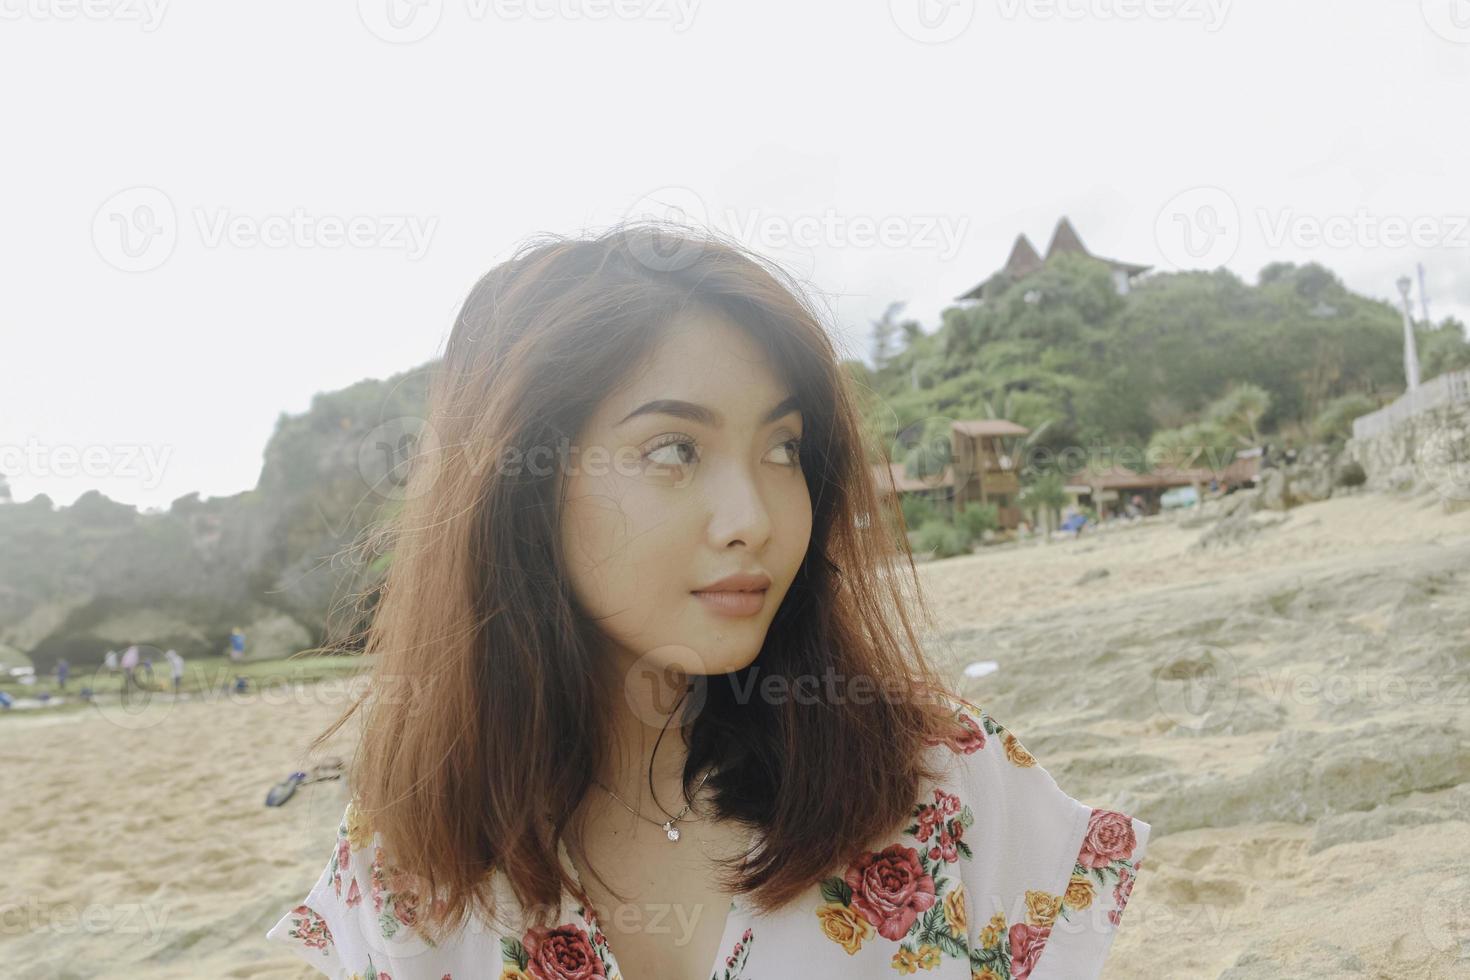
[914,690,1152,980]
[264,799,463,977]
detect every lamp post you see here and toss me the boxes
[1397,275,1422,392]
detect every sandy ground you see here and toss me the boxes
[2,488,1467,978]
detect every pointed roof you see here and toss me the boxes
[956,217,1152,302]
[1003,234,1044,278]
[1045,217,1088,259]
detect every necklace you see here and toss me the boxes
[593,769,713,842]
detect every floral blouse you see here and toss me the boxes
[266,694,1149,980]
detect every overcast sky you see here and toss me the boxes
[4,0,1469,511]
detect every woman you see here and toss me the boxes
[265,224,1149,979]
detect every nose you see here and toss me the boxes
[703,458,773,551]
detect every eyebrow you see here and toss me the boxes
[615,394,802,430]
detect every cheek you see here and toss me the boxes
[561,475,684,624]
[776,479,814,571]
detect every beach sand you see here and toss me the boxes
[2,489,1467,978]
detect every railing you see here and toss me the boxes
[1352,368,1470,440]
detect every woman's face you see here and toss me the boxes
[559,307,813,682]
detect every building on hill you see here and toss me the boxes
[957,217,1151,303]
[1063,451,1262,518]
[950,419,1027,528]
[872,418,1030,531]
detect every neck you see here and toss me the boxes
[589,647,708,819]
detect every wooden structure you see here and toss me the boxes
[950,419,1028,528]
[870,419,1031,531]
[1064,451,1263,517]
[957,217,1152,303]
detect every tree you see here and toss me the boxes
[871,301,904,371]
[1149,422,1236,472]
[1019,471,1067,543]
[1203,383,1271,446]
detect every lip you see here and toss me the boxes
[691,572,772,618]
[693,572,772,593]
[692,589,768,617]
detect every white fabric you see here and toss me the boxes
[266,695,1149,980]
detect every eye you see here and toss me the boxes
[643,435,699,469]
[770,437,803,467]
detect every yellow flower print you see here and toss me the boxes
[892,946,920,974]
[916,944,942,969]
[1002,732,1036,767]
[816,901,874,955]
[979,911,1006,949]
[942,885,968,937]
[1064,873,1095,911]
[972,968,1003,980]
[1024,890,1062,928]
[345,800,374,851]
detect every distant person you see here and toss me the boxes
[165,648,185,695]
[120,644,140,693]
[229,628,246,664]
[104,649,118,674]
[140,652,155,686]
[55,657,70,691]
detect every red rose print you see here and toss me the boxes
[288,904,334,953]
[1008,921,1051,980]
[844,844,937,941]
[346,878,362,909]
[915,808,941,842]
[932,711,986,754]
[934,789,960,816]
[522,923,607,980]
[1078,810,1138,869]
[1109,863,1139,927]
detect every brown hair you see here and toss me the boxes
[308,221,961,940]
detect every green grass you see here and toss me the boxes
[0,652,371,717]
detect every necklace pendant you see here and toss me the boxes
[664,821,680,842]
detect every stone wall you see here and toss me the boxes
[1345,398,1470,507]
